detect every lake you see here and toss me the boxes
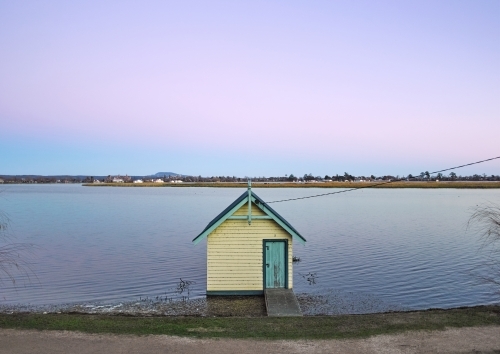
[0,184,498,313]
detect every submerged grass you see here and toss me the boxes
[83,182,500,189]
[0,306,498,339]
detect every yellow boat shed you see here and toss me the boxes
[193,182,306,295]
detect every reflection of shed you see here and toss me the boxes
[193,182,306,295]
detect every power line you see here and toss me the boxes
[266,155,500,204]
[428,156,500,175]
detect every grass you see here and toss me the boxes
[0,306,499,339]
[83,181,500,189]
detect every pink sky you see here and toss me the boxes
[1,1,499,176]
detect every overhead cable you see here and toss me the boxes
[266,155,500,204]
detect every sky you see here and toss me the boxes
[1,0,499,177]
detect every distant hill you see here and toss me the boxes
[151,172,184,177]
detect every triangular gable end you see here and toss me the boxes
[192,191,306,245]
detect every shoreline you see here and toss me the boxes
[82,181,500,188]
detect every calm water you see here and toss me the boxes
[0,184,498,311]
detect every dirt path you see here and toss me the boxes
[1,326,499,354]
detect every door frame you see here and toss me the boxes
[262,239,289,289]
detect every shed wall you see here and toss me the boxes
[207,203,293,292]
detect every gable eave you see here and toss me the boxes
[192,191,248,245]
[192,190,306,245]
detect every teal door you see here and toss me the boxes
[264,241,287,288]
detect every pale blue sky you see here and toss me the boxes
[1,1,499,176]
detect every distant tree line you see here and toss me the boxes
[1,172,499,184]
[0,176,84,184]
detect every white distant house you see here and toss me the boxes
[113,177,124,183]
[154,179,164,183]
[170,180,183,183]
[0,178,3,184]
[133,179,143,183]
[93,179,102,184]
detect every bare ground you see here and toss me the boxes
[1,326,499,354]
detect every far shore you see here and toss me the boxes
[82,181,500,189]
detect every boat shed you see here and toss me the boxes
[193,182,306,295]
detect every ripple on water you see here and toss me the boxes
[0,185,498,312]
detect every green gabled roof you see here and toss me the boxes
[192,190,306,245]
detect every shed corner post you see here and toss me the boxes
[248,179,252,225]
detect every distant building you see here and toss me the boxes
[133,179,143,183]
[0,178,3,184]
[113,178,124,183]
[154,179,164,183]
[170,180,183,183]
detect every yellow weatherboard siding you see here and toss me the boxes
[232,203,266,216]
[207,202,293,291]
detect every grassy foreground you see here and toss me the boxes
[83,181,500,189]
[0,306,498,339]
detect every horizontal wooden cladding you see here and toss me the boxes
[207,267,262,272]
[208,239,289,245]
[207,263,260,267]
[208,261,260,266]
[212,228,285,234]
[215,222,281,228]
[206,218,294,290]
[208,244,273,249]
[215,220,279,227]
[208,249,263,253]
[208,284,262,288]
[213,225,284,230]
[208,269,260,273]
[208,284,263,289]
[208,275,263,279]
[207,271,262,277]
[208,265,259,270]
[207,258,260,263]
[207,266,262,272]
[208,277,260,283]
[208,243,268,248]
[208,257,262,261]
[210,232,291,238]
[208,245,292,251]
[233,203,266,216]
[207,280,262,285]
[207,278,262,283]
[208,277,261,281]
[207,284,264,291]
[207,291,264,296]
[208,251,262,256]
[214,228,281,232]
[211,231,290,237]
[208,259,262,264]
[208,243,293,248]
[215,221,280,226]
[207,265,262,270]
